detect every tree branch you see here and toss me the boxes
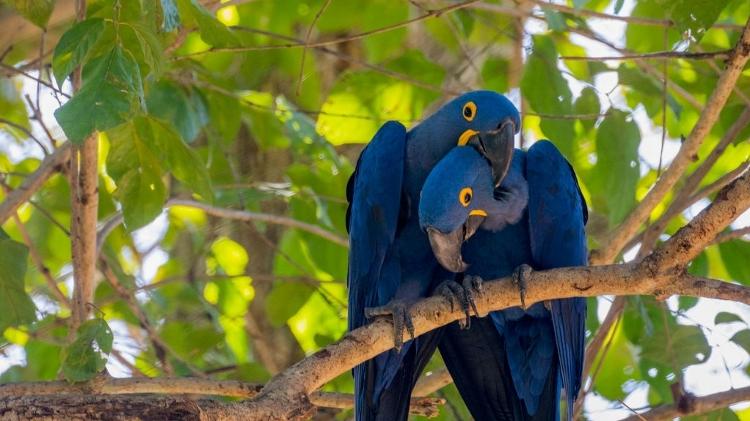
[179,0,479,57]
[621,386,750,421]
[95,199,348,255]
[0,143,71,225]
[0,377,443,418]
[591,18,750,265]
[560,50,731,61]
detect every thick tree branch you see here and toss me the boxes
[0,378,444,418]
[0,143,71,225]
[621,386,750,421]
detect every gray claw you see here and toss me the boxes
[513,264,533,309]
[365,301,414,352]
[436,278,481,329]
[463,275,484,317]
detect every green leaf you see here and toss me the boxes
[136,116,213,201]
[541,8,566,32]
[61,319,113,382]
[106,115,211,229]
[719,240,750,283]
[667,0,729,40]
[730,329,750,353]
[106,119,167,230]
[0,78,30,135]
[715,311,744,325]
[481,58,509,94]
[614,0,625,13]
[589,110,641,226]
[0,230,36,331]
[160,0,181,32]
[52,18,106,85]
[54,47,143,143]
[593,323,640,400]
[159,321,223,359]
[146,81,208,142]
[118,22,164,76]
[317,51,442,144]
[574,87,600,132]
[176,0,239,47]
[7,0,54,28]
[521,35,575,157]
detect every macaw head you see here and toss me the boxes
[419,146,496,273]
[418,91,519,187]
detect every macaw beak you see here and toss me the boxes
[467,119,515,187]
[426,214,486,273]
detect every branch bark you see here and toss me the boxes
[0,378,444,418]
[621,386,750,421]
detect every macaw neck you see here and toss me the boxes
[479,153,529,232]
[403,122,464,202]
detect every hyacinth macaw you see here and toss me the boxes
[418,140,588,420]
[345,91,520,420]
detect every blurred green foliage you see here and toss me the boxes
[0,0,749,419]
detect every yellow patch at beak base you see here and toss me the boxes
[469,209,488,217]
[457,129,478,146]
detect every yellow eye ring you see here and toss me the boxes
[462,101,477,122]
[459,187,473,207]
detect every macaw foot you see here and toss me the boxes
[436,275,483,329]
[513,264,533,309]
[365,300,415,352]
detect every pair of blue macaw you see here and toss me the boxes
[346,91,588,420]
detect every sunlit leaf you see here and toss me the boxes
[0,230,35,331]
[7,0,54,28]
[52,18,106,85]
[54,47,143,143]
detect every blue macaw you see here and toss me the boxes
[418,141,588,420]
[346,91,520,420]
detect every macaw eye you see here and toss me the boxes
[459,187,473,207]
[462,101,476,122]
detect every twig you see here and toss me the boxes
[0,143,71,225]
[10,213,71,308]
[96,199,349,255]
[713,226,750,244]
[0,117,49,155]
[0,62,70,98]
[474,1,744,30]
[178,0,479,57]
[413,368,454,397]
[296,0,331,96]
[560,50,731,61]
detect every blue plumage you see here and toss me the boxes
[346,91,521,420]
[418,142,588,420]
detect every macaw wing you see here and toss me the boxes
[526,140,588,419]
[346,121,411,420]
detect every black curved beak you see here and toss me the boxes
[467,119,515,187]
[426,214,486,273]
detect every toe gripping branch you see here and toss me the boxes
[436,274,484,329]
[365,300,415,352]
[513,264,533,309]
